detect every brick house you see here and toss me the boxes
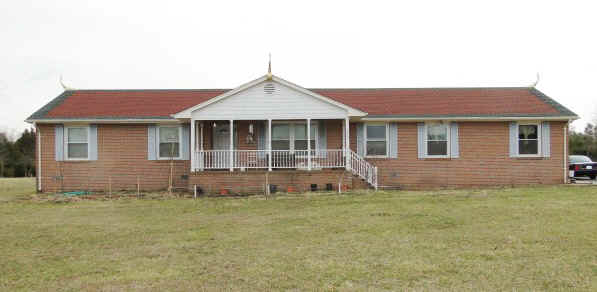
[26,71,578,193]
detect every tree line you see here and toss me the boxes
[0,129,36,177]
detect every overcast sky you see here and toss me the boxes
[1,0,596,139]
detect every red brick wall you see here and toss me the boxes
[359,121,568,189]
[38,124,190,192]
[37,120,568,193]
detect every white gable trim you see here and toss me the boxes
[172,75,367,119]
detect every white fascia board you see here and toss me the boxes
[26,118,183,124]
[171,74,368,119]
[360,115,580,122]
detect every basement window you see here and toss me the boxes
[158,126,182,159]
[65,126,89,160]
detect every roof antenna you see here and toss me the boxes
[530,72,540,87]
[60,75,74,91]
[266,53,273,80]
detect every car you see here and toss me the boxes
[569,155,597,180]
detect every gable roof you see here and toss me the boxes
[172,75,367,118]
[27,84,578,122]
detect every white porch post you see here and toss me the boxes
[268,119,272,171]
[199,122,204,171]
[307,118,311,171]
[229,119,234,172]
[190,118,195,171]
[345,117,350,171]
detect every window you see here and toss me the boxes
[294,124,316,151]
[365,123,387,156]
[66,126,89,159]
[271,122,317,151]
[518,123,540,155]
[426,123,449,157]
[159,126,181,159]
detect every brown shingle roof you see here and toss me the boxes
[28,87,576,121]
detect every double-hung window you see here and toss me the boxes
[365,123,388,157]
[158,126,181,159]
[518,123,540,156]
[425,123,449,157]
[271,122,317,152]
[66,126,89,160]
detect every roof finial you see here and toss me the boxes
[60,75,74,91]
[530,72,540,87]
[267,53,272,80]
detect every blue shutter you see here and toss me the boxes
[318,120,327,158]
[541,122,551,158]
[55,125,64,161]
[148,125,157,160]
[356,123,364,156]
[388,122,398,158]
[89,125,98,161]
[417,123,425,159]
[509,122,519,157]
[450,123,459,158]
[257,121,266,158]
[181,124,190,160]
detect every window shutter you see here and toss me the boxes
[388,122,398,158]
[509,122,519,157]
[356,123,365,156]
[541,121,551,158]
[417,123,425,159]
[257,121,266,158]
[318,120,327,158]
[148,125,157,160]
[450,122,459,158]
[89,125,98,161]
[54,125,64,161]
[181,124,190,160]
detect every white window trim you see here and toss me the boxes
[517,122,542,157]
[271,121,318,154]
[364,122,389,158]
[64,125,90,161]
[424,122,451,158]
[157,125,183,160]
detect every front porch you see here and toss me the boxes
[189,119,377,188]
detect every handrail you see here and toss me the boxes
[347,150,378,190]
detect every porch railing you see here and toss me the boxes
[192,149,377,189]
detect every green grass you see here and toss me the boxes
[1,180,596,291]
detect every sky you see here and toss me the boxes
[1,0,596,140]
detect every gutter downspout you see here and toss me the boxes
[36,123,42,192]
[564,121,569,184]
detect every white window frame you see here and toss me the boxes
[64,125,90,161]
[271,121,318,154]
[364,122,389,158]
[517,122,542,157]
[424,122,450,158]
[157,125,183,160]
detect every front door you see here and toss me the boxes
[212,122,238,168]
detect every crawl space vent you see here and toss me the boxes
[263,83,275,94]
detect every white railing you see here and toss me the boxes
[193,149,377,189]
[348,150,378,189]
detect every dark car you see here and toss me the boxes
[569,155,597,180]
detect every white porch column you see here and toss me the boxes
[190,118,195,171]
[307,118,311,171]
[199,122,204,171]
[345,117,350,171]
[229,119,234,172]
[268,119,272,171]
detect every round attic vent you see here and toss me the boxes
[264,83,275,94]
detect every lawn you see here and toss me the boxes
[1,179,596,291]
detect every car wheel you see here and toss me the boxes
[590,175,596,180]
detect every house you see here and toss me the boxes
[26,69,578,193]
